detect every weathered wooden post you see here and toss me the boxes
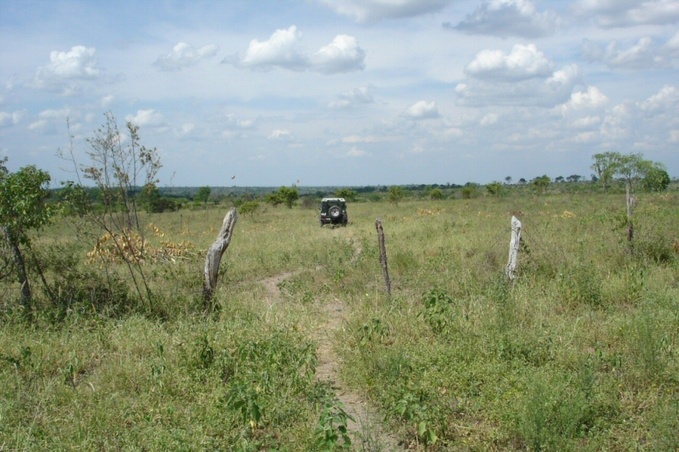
[375,219,391,297]
[505,215,522,281]
[204,207,238,304]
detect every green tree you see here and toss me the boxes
[429,188,444,200]
[196,186,211,204]
[643,164,670,192]
[335,188,357,202]
[388,185,405,205]
[461,183,480,199]
[0,158,52,313]
[591,152,620,191]
[486,181,504,197]
[532,175,551,194]
[277,186,299,208]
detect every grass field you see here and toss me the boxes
[1,189,678,450]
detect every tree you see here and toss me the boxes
[429,188,444,200]
[505,176,513,185]
[461,183,480,199]
[277,186,299,208]
[567,174,582,183]
[532,175,550,193]
[335,188,357,202]
[196,186,211,204]
[388,185,405,205]
[643,164,670,192]
[555,176,565,183]
[0,158,52,314]
[486,181,504,197]
[591,152,620,191]
[61,112,162,307]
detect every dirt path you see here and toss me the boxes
[258,238,400,450]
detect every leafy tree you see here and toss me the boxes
[642,164,670,192]
[429,188,444,200]
[567,174,582,183]
[591,152,620,191]
[532,175,551,193]
[486,181,504,197]
[505,176,513,185]
[388,186,405,205]
[0,158,52,313]
[196,186,211,204]
[461,183,480,199]
[266,192,283,207]
[335,188,357,202]
[277,186,299,208]
[518,178,527,184]
[555,176,565,183]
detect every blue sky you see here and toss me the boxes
[1,0,678,187]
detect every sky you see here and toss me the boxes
[1,0,678,187]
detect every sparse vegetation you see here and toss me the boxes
[1,142,677,449]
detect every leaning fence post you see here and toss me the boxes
[505,215,522,281]
[375,219,391,297]
[204,207,238,304]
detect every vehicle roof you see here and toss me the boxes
[321,197,345,202]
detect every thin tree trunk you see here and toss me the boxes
[375,219,391,298]
[2,227,31,314]
[204,207,238,304]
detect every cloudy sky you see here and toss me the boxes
[1,0,678,187]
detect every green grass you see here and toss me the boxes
[1,191,678,450]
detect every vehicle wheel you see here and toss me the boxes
[328,206,341,219]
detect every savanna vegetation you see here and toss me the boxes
[1,116,677,450]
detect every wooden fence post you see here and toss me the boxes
[505,215,522,281]
[204,207,238,304]
[375,219,391,297]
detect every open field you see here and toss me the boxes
[1,191,678,450]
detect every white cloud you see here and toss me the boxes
[480,113,499,126]
[125,109,164,127]
[465,44,554,80]
[558,86,609,114]
[34,46,101,94]
[328,86,374,109]
[0,111,24,127]
[345,146,368,157]
[154,42,219,71]
[403,100,440,120]
[239,26,308,71]
[640,84,679,112]
[229,26,365,74]
[268,128,293,141]
[312,35,365,74]
[101,95,115,108]
[319,0,452,23]
[582,37,670,69]
[456,64,580,107]
[573,0,679,27]
[450,0,560,38]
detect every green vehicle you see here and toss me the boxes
[319,197,348,226]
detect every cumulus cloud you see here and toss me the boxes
[34,46,101,95]
[125,109,164,127]
[154,42,219,71]
[465,44,554,80]
[640,84,679,112]
[557,86,609,115]
[312,35,365,74]
[573,0,679,27]
[448,0,560,38]
[328,86,374,109]
[455,65,581,107]
[227,26,365,74]
[238,26,308,71]
[345,146,368,157]
[402,100,440,120]
[319,0,452,23]
[582,37,670,69]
